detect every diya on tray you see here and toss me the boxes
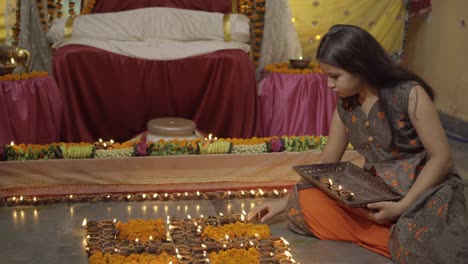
[293,161,402,208]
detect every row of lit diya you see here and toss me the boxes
[2,188,289,206]
[319,177,354,201]
[84,216,297,264]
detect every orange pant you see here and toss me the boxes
[299,188,391,258]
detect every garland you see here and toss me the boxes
[81,0,96,15]
[89,252,176,264]
[68,1,76,16]
[239,0,265,67]
[264,62,324,75]
[0,71,48,82]
[12,0,20,46]
[0,135,334,161]
[56,0,63,18]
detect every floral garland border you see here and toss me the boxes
[239,0,265,68]
[264,62,324,75]
[0,135,331,161]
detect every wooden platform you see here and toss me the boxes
[0,151,364,197]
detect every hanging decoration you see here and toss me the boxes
[56,0,63,18]
[239,0,265,68]
[68,1,76,16]
[12,0,21,46]
[81,0,96,15]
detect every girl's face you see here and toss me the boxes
[320,63,363,97]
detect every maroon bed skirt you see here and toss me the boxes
[53,46,258,142]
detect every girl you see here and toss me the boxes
[248,24,468,263]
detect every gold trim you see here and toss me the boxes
[232,0,238,13]
[223,14,232,42]
[64,16,76,39]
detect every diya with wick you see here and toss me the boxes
[339,189,355,201]
[330,184,343,192]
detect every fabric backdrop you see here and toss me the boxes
[289,0,408,59]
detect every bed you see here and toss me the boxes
[51,0,259,143]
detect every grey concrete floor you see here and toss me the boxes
[0,137,465,264]
[0,198,393,264]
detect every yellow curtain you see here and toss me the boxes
[289,0,407,59]
[0,0,6,42]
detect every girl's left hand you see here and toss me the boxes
[366,201,407,224]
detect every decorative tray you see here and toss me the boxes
[293,162,402,208]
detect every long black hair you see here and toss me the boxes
[317,24,434,138]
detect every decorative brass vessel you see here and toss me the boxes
[0,44,31,75]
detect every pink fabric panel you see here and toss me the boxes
[258,72,338,137]
[53,45,258,143]
[89,0,232,13]
[0,76,62,144]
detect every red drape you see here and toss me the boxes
[87,0,232,14]
[53,45,258,143]
[257,72,338,137]
[0,76,62,144]
[410,0,431,16]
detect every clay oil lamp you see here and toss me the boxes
[218,213,230,225]
[135,193,148,201]
[267,189,281,198]
[339,189,355,201]
[100,193,112,202]
[330,184,343,192]
[320,177,333,187]
[236,190,248,198]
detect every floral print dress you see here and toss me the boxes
[286,81,468,263]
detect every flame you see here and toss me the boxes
[258,189,264,196]
[82,218,87,227]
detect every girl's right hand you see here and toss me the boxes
[247,195,290,223]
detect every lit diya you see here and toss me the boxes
[320,177,333,187]
[330,184,343,192]
[339,190,355,201]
